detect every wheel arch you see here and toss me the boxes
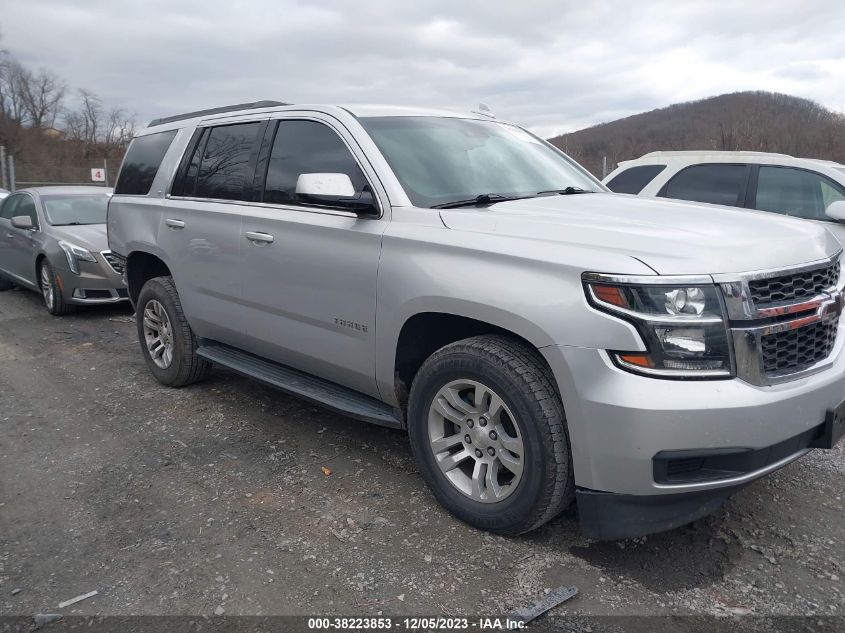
[389,308,558,414]
[125,250,172,306]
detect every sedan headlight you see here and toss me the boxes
[58,240,97,274]
[584,275,733,379]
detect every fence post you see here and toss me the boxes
[0,146,6,189]
[602,156,608,179]
[104,158,108,187]
[8,155,15,191]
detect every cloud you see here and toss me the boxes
[3,0,844,137]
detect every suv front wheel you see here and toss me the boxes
[136,276,211,387]
[407,335,575,535]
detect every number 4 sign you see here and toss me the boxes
[91,168,105,182]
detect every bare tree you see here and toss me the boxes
[18,67,65,128]
[103,106,136,146]
[0,53,27,125]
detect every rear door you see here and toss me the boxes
[238,115,388,397]
[163,118,266,346]
[657,163,751,208]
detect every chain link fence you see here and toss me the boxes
[1,145,115,190]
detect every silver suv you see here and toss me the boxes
[107,101,845,540]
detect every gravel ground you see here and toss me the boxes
[0,287,843,629]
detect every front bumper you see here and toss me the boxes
[541,335,845,538]
[55,257,128,305]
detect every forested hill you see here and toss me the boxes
[548,91,845,177]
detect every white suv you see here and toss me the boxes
[603,151,845,243]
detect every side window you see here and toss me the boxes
[263,120,370,206]
[114,130,178,195]
[755,166,845,220]
[606,165,666,194]
[15,195,38,228]
[195,122,262,201]
[660,164,747,207]
[0,194,21,220]
[172,129,207,197]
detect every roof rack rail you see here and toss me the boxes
[147,100,290,127]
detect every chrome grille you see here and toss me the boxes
[101,251,125,275]
[748,261,839,306]
[761,319,839,375]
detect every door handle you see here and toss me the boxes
[245,231,274,244]
[165,219,185,229]
[6,233,13,239]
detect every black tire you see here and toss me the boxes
[40,259,73,315]
[136,276,211,387]
[407,335,575,536]
[0,275,14,291]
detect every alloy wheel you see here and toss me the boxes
[40,263,53,309]
[427,379,524,503]
[142,299,175,369]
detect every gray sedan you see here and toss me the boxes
[0,186,127,315]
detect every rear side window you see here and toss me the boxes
[606,164,666,194]
[195,122,263,201]
[263,120,369,206]
[660,164,747,207]
[114,130,178,195]
[755,166,845,220]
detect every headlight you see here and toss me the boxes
[58,240,96,274]
[584,275,733,379]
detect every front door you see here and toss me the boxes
[0,193,40,285]
[239,117,387,397]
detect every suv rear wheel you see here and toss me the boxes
[407,335,574,535]
[136,276,211,387]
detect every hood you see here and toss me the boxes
[48,223,108,252]
[439,193,841,275]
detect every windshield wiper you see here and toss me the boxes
[536,187,595,195]
[432,193,527,209]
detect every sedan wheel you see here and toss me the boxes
[41,262,54,310]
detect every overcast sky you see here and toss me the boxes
[2,0,844,137]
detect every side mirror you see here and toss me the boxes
[11,215,34,230]
[826,201,845,222]
[295,173,379,217]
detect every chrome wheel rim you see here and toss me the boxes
[427,379,524,503]
[142,299,174,369]
[40,264,53,309]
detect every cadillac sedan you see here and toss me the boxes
[0,186,127,315]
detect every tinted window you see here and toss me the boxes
[661,164,747,207]
[42,194,109,225]
[196,122,262,201]
[0,194,21,219]
[606,165,666,194]
[173,129,207,197]
[114,130,178,195]
[755,166,845,220]
[263,120,369,206]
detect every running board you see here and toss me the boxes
[197,342,403,429]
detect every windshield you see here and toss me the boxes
[359,116,601,208]
[41,194,109,226]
